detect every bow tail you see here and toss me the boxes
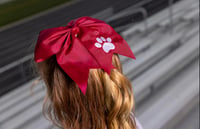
[114,40,136,60]
[56,38,100,94]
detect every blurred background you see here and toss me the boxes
[0,0,199,129]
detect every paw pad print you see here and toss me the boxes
[94,36,115,53]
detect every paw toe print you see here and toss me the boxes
[94,36,115,53]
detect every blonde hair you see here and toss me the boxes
[35,54,136,129]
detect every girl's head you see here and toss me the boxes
[34,16,136,129]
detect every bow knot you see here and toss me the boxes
[72,27,80,37]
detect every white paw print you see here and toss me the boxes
[94,36,115,53]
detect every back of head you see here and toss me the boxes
[34,16,137,129]
[36,54,136,129]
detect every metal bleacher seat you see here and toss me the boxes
[160,3,199,27]
[0,89,44,124]
[132,34,199,103]
[121,0,198,38]
[174,104,199,129]
[181,7,200,21]
[0,81,47,129]
[0,0,199,129]
[137,59,199,129]
[122,24,198,80]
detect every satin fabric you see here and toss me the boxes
[34,16,136,94]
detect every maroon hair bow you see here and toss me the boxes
[34,16,135,94]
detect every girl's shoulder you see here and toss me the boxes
[135,117,143,129]
[130,112,144,129]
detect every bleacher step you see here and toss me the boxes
[173,104,199,129]
[137,59,199,129]
[132,34,199,103]
[20,115,51,129]
[1,100,43,129]
[0,91,44,123]
[121,0,197,38]
[0,82,44,114]
[182,8,199,21]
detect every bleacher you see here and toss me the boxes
[0,0,199,128]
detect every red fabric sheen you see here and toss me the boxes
[34,16,136,94]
